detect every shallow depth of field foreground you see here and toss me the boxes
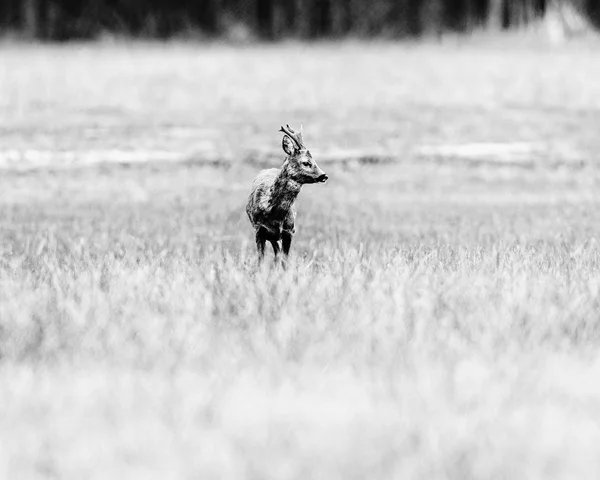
[2,41,600,479]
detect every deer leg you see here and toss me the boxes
[255,229,266,261]
[270,240,280,258]
[282,231,293,256]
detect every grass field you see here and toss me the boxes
[2,40,600,479]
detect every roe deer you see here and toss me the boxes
[246,124,328,261]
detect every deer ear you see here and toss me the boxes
[282,135,296,156]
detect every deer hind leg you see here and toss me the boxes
[255,228,267,261]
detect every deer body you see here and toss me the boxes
[246,125,327,260]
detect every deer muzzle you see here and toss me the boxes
[315,165,328,183]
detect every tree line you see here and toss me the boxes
[0,0,596,41]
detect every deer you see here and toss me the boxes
[246,124,328,262]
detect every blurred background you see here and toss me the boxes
[1,0,597,42]
[3,1,600,479]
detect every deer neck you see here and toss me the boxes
[269,163,301,213]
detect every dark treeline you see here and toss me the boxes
[0,0,596,40]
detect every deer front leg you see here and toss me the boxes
[282,211,295,258]
[282,231,293,256]
[270,240,280,258]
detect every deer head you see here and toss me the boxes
[280,124,328,184]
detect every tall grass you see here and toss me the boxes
[2,225,600,479]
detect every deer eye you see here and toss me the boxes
[302,161,311,167]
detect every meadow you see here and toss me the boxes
[1,39,600,479]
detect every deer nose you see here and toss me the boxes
[317,173,328,183]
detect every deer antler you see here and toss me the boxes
[279,124,304,149]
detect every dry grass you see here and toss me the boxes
[1,41,600,479]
